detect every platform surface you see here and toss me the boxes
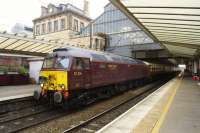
[160,76,200,133]
[97,77,179,133]
[0,85,38,101]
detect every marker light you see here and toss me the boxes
[40,83,44,87]
[61,84,65,89]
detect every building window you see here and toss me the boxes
[80,22,84,32]
[48,22,52,33]
[60,18,65,30]
[42,23,46,34]
[74,19,78,31]
[54,20,58,32]
[95,38,99,50]
[72,58,83,70]
[49,7,53,13]
[61,5,65,11]
[36,25,40,35]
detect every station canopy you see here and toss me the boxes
[110,0,200,58]
[0,32,71,56]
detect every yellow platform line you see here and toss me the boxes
[151,77,183,133]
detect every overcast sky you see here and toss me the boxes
[0,0,109,32]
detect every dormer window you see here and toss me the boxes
[61,5,65,11]
[49,7,53,13]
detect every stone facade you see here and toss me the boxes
[33,2,106,51]
[70,35,106,50]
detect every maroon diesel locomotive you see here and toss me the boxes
[34,48,176,109]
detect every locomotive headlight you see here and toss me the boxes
[40,83,44,87]
[61,84,65,89]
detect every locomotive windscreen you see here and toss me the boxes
[42,57,70,69]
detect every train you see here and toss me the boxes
[34,48,178,109]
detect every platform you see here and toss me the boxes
[97,73,200,133]
[0,85,38,102]
[160,76,200,133]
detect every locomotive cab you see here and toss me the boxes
[34,48,92,104]
[34,56,71,103]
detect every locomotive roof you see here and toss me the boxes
[50,48,145,65]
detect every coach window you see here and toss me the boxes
[83,59,90,70]
[73,58,83,70]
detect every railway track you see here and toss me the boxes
[0,96,34,115]
[0,106,67,133]
[0,104,50,123]
[0,77,173,133]
[0,96,63,133]
[0,96,50,123]
[62,78,171,133]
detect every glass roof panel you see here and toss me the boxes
[21,43,42,51]
[112,0,200,56]
[45,46,61,53]
[148,27,200,32]
[122,0,200,7]
[159,38,200,45]
[156,33,200,39]
[30,44,50,52]
[5,40,27,49]
[164,44,197,55]
[0,37,7,43]
[0,38,18,49]
[142,23,200,30]
[37,45,57,53]
[141,19,200,26]
[149,28,200,34]
[137,15,200,22]
[158,35,200,40]
[14,41,34,51]
[151,30,200,35]
[0,33,64,55]
[129,8,200,16]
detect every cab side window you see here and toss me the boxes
[72,58,83,70]
[83,58,90,70]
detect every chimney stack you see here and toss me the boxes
[83,0,89,16]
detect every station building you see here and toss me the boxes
[33,1,105,51]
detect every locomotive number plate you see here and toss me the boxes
[73,72,82,76]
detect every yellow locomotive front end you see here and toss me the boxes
[34,56,70,104]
